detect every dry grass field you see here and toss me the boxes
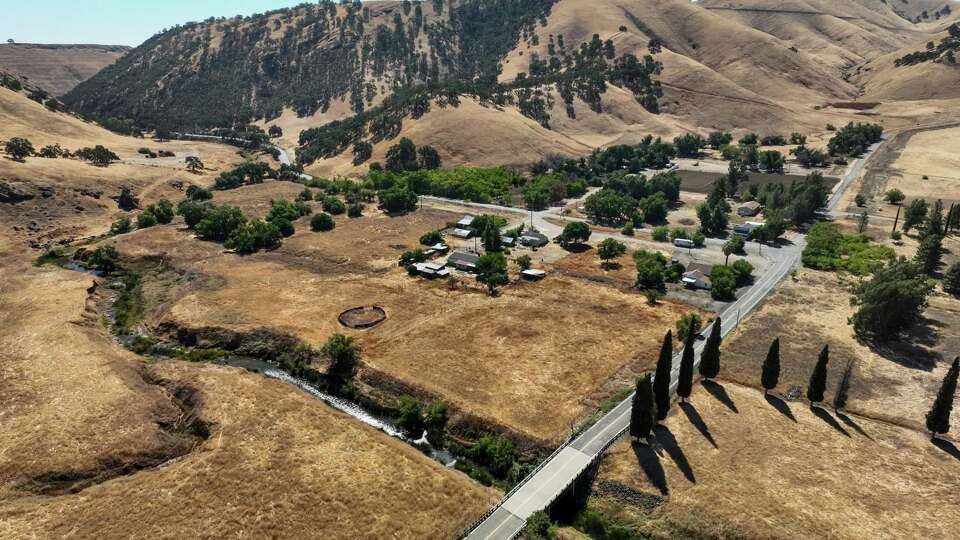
[595,383,960,539]
[718,268,959,431]
[99,191,695,444]
[0,357,496,539]
[0,44,129,95]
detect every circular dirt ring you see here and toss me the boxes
[338,306,387,329]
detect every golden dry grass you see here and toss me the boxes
[598,382,960,540]
[0,359,497,539]
[718,268,959,430]
[0,265,184,499]
[0,44,128,95]
[103,196,694,443]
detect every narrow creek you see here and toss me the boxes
[64,260,457,468]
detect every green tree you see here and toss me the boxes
[833,361,854,413]
[4,137,34,161]
[903,198,928,234]
[186,185,212,201]
[525,511,552,540]
[885,189,905,205]
[397,396,425,436]
[944,262,960,296]
[310,212,335,232]
[419,230,442,246]
[759,150,785,173]
[423,401,448,447]
[699,317,722,380]
[926,356,959,437]
[378,186,418,213]
[185,156,204,173]
[515,254,532,271]
[560,221,591,247]
[323,333,360,385]
[136,209,158,229]
[723,236,745,265]
[673,133,704,158]
[482,221,502,253]
[88,245,120,273]
[417,145,442,170]
[915,234,943,275]
[761,338,780,394]
[851,258,934,340]
[731,259,754,286]
[807,345,829,404]
[385,137,418,172]
[195,205,247,242]
[177,200,210,228]
[630,373,657,442]
[476,252,509,296]
[710,265,738,301]
[352,141,373,165]
[152,199,174,224]
[634,249,667,293]
[597,238,626,268]
[110,217,132,235]
[676,313,702,342]
[322,196,347,215]
[653,331,673,421]
[677,325,696,403]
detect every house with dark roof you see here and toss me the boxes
[446,251,480,272]
[518,230,550,248]
[682,262,714,290]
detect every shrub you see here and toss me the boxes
[88,245,121,272]
[515,254,532,271]
[136,209,158,229]
[225,219,282,254]
[855,194,867,207]
[323,196,347,215]
[652,225,669,242]
[420,230,443,246]
[676,313,702,340]
[621,223,634,236]
[273,217,295,237]
[470,434,515,478]
[177,200,211,228]
[152,199,175,224]
[294,200,312,216]
[110,217,132,235]
[186,185,213,201]
[347,203,363,217]
[4,137,34,161]
[310,212,335,232]
[885,189,905,204]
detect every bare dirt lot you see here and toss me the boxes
[718,268,960,431]
[106,191,695,444]
[594,383,960,539]
[677,170,836,194]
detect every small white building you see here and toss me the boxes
[457,215,475,229]
[521,269,546,281]
[452,228,474,239]
[413,262,450,279]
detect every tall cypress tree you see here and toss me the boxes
[807,344,830,405]
[482,222,501,253]
[653,330,673,421]
[926,356,959,437]
[761,338,780,394]
[699,317,722,379]
[630,373,657,442]
[833,360,854,413]
[677,327,695,402]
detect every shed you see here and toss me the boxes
[452,228,474,239]
[414,262,450,279]
[500,235,516,248]
[446,251,480,272]
[521,269,546,281]
[733,222,762,238]
[519,230,550,247]
[457,215,475,228]
[424,243,449,257]
[737,201,762,217]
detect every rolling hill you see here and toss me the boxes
[61,0,958,175]
[0,43,129,96]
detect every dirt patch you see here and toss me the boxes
[596,382,960,539]
[678,170,836,194]
[339,306,387,329]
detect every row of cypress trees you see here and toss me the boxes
[630,317,960,442]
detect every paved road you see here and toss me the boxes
[461,139,885,540]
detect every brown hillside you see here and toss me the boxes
[0,44,128,95]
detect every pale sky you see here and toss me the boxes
[1,1,308,47]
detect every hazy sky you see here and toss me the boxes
[1,1,306,46]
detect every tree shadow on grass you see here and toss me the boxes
[811,406,850,437]
[680,402,718,449]
[631,440,668,496]
[764,393,796,422]
[866,317,943,372]
[702,380,738,413]
[837,412,873,440]
[653,425,696,484]
[562,242,593,254]
[932,438,960,462]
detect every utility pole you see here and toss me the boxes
[892,204,901,234]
